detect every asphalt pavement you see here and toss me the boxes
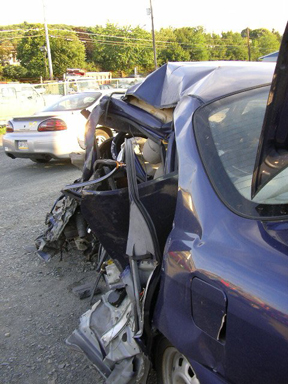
[0,146,157,384]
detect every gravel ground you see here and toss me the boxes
[0,146,156,384]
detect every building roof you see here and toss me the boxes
[259,51,279,62]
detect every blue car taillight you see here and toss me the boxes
[38,119,67,132]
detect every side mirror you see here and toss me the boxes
[81,109,91,120]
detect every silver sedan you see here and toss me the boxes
[3,90,120,163]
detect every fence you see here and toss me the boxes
[0,77,143,125]
[35,77,143,97]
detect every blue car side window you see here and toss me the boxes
[194,86,288,219]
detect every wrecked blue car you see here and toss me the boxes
[36,25,288,384]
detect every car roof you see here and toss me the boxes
[0,83,36,90]
[126,61,275,108]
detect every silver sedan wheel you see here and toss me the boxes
[96,134,109,146]
[95,128,111,146]
[162,347,200,384]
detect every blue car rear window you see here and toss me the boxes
[194,86,288,219]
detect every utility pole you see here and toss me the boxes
[40,45,48,79]
[42,0,53,80]
[247,27,251,61]
[148,0,157,70]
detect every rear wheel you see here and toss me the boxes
[156,337,200,384]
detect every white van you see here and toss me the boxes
[0,83,45,125]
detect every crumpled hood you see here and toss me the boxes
[82,61,275,182]
[126,61,275,108]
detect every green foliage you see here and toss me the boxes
[90,24,154,75]
[221,31,247,60]
[16,31,46,78]
[2,65,28,80]
[174,27,210,61]
[249,28,272,39]
[0,42,12,66]
[156,28,190,65]
[73,27,94,63]
[49,30,86,77]
[251,30,280,59]
[16,28,85,79]
[206,33,227,60]
[0,22,283,81]
[241,28,281,60]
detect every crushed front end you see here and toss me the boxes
[35,91,178,382]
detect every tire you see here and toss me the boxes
[31,156,51,163]
[155,337,200,384]
[95,128,112,146]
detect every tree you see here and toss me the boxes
[156,28,190,65]
[0,22,283,80]
[16,28,46,78]
[245,28,271,40]
[174,27,209,61]
[206,33,227,60]
[253,30,280,59]
[90,24,154,75]
[73,27,94,63]
[241,28,281,60]
[221,31,247,60]
[49,30,86,77]
[16,28,86,79]
[2,64,28,80]
[0,41,12,66]
[132,26,155,73]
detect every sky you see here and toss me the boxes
[0,0,287,35]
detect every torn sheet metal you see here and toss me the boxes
[65,136,174,382]
[35,194,78,261]
[82,95,173,182]
[66,269,151,384]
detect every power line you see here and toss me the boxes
[0,28,279,52]
[0,28,44,33]
[0,32,254,49]
[0,34,44,40]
